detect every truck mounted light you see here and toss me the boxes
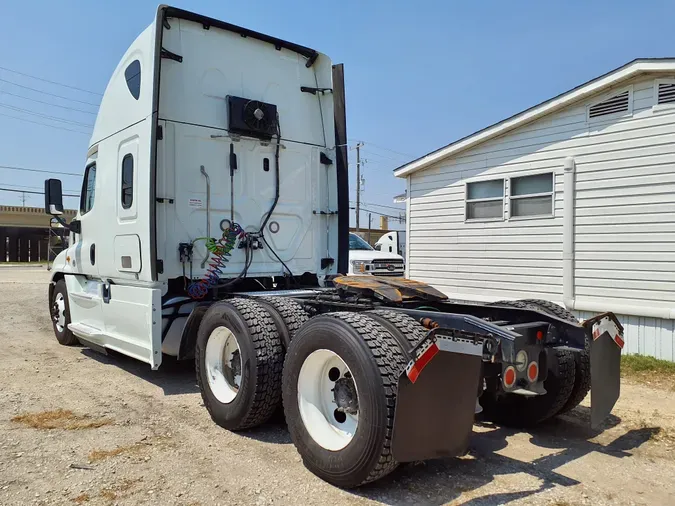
[351,260,368,273]
[502,366,516,388]
[527,361,539,383]
[515,350,528,372]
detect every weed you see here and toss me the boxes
[72,493,90,504]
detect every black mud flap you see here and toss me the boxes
[391,332,483,462]
[585,313,624,428]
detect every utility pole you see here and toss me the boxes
[354,142,364,231]
[21,192,27,206]
[368,212,372,244]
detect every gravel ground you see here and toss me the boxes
[1,267,674,506]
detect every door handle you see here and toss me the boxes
[90,244,96,266]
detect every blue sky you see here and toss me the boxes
[1,0,675,229]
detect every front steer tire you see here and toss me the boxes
[282,312,407,488]
[50,279,78,346]
[196,298,284,431]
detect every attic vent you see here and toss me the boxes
[657,82,675,104]
[588,90,630,119]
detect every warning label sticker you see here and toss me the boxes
[188,198,203,209]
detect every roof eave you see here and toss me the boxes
[393,59,675,178]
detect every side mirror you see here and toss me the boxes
[44,179,64,216]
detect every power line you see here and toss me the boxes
[352,206,404,221]
[0,90,97,115]
[2,182,79,193]
[348,139,415,158]
[0,65,102,96]
[360,149,402,162]
[0,103,94,128]
[361,208,404,220]
[0,165,83,177]
[0,187,79,197]
[0,78,100,107]
[0,112,91,136]
[350,200,404,211]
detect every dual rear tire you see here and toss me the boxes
[481,299,589,426]
[196,300,424,488]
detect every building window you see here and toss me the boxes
[121,154,134,209]
[466,179,504,220]
[124,60,141,100]
[510,173,553,218]
[80,163,96,214]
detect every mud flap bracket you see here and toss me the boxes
[391,331,483,462]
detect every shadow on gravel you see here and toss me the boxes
[81,349,199,396]
[351,407,658,506]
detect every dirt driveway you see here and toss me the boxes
[1,267,674,506]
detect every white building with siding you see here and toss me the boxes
[394,59,675,361]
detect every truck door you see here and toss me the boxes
[65,160,105,335]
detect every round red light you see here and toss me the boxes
[527,361,539,382]
[503,366,516,388]
[536,330,544,340]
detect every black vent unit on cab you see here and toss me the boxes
[227,96,278,140]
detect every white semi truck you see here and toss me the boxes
[44,5,624,488]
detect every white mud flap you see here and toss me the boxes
[98,284,163,369]
[391,331,483,462]
[586,313,624,428]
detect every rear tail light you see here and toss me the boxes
[527,361,539,383]
[503,366,517,388]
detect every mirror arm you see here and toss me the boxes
[52,215,69,228]
[51,215,81,234]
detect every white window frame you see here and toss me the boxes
[586,86,633,124]
[652,78,675,114]
[508,171,555,220]
[464,178,505,223]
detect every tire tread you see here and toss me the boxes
[323,312,407,485]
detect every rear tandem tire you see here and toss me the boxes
[196,298,284,431]
[256,296,310,350]
[282,312,407,488]
[366,309,427,357]
[482,299,577,426]
[481,347,576,427]
[50,279,78,346]
[519,299,591,415]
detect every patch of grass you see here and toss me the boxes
[11,409,112,430]
[72,493,90,504]
[622,355,675,374]
[88,443,145,463]
[622,355,675,389]
[98,479,141,502]
[88,436,172,463]
[99,489,116,501]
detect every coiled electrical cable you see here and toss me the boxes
[188,224,244,299]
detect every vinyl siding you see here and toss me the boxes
[408,75,675,358]
[575,310,675,362]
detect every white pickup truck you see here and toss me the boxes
[348,233,405,276]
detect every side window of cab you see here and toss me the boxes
[80,163,96,214]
